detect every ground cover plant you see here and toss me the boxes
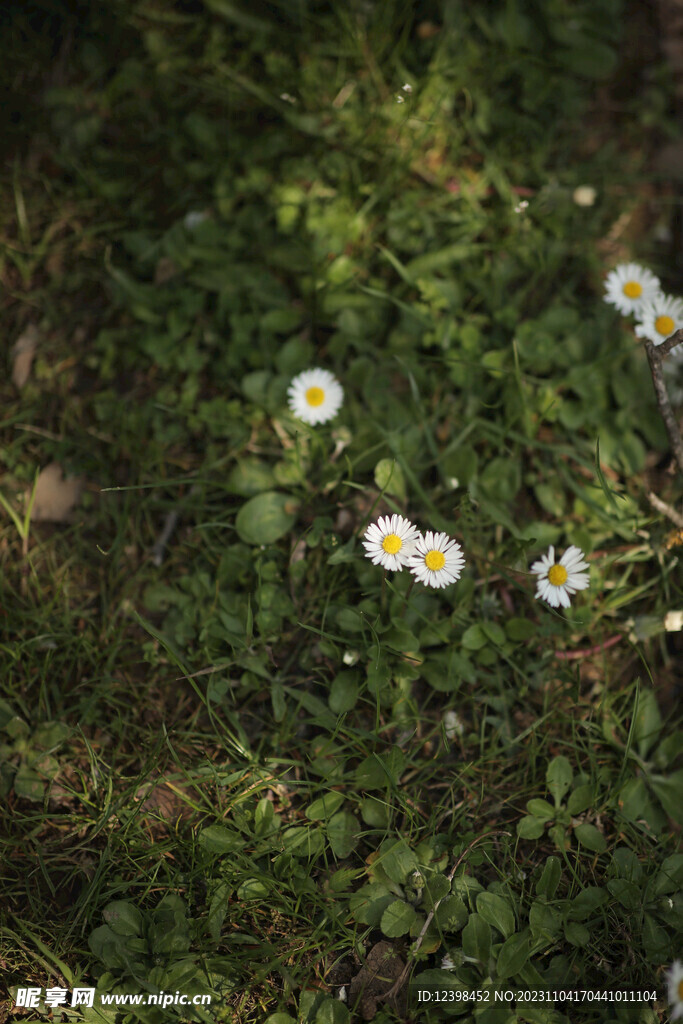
[1,0,682,1022]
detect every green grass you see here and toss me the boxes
[1,1,682,1023]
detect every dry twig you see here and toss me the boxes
[644,330,683,477]
[379,830,511,1005]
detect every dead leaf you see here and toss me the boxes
[30,463,83,522]
[348,941,406,1021]
[135,776,195,825]
[12,324,40,389]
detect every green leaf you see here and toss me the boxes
[642,912,671,964]
[381,899,417,937]
[567,784,593,815]
[496,932,530,979]
[563,921,589,947]
[461,624,488,650]
[374,458,407,502]
[102,902,143,937]
[199,825,244,854]
[237,878,270,899]
[652,854,683,896]
[476,892,515,939]
[649,770,683,824]
[208,881,230,942]
[558,37,618,80]
[481,621,506,646]
[235,491,298,545]
[13,765,44,801]
[517,816,545,840]
[527,798,555,820]
[546,756,573,807]
[355,750,404,790]
[434,895,468,933]
[461,913,491,964]
[281,826,325,858]
[529,901,561,942]
[380,839,420,885]
[421,874,451,910]
[536,857,561,899]
[226,457,275,496]
[568,887,607,921]
[607,879,641,911]
[328,672,359,714]
[254,798,279,837]
[326,811,359,858]
[265,1015,297,1024]
[315,997,350,1024]
[349,884,395,927]
[505,618,536,641]
[633,687,663,759]
[573,823,606,853]
[305,791,345,820]
[360,797,390,827]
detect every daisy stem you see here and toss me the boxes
[403,578,415,615]
[381,570,387,612]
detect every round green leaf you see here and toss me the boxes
[360,796,391,827]
[374,458,406,502]
[461,624,488,650]
[505,617,536,641]
[315,997,350,1024]
[238,878,269,899]
[517,815,545,840]
[326,811,359,858]
[235,491,298,545]
[574,823,606,853]
[563,920,589,948]
[381,899,417,937]
[328,671,359,714]
[199,825,244,854]
[527,798,555,821]
[435,895,468,933]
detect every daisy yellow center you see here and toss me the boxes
[305,386,325,406]
[622,280,642,299]
[382,533,402,554]
[655,315,675,337]
[425,550,446,571]
[548,564,568,586]
[678,979,683,1000]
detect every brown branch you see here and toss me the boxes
[379,830,512,1005]
[553,634,623,661]
[644,330,683,477]
[647,490,683,529]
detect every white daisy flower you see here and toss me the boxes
[667,961,683,1020]
[635,292,683,345]
[408,531,465,589]
[531,545,590,609]
[362,514,420,572]
[573,185,597,207]
[443,709,464,739]
[287,368,344,425]
[603,263,661,316]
